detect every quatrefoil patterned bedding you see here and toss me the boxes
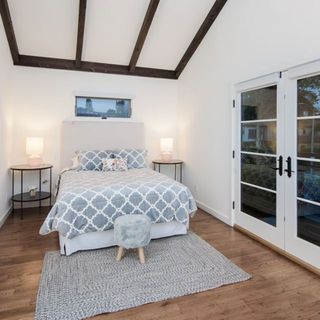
[40,168,197,239]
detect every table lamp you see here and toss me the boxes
[26,137,44,166]
[160,138,173,161]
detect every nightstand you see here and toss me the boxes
[10,164,53,219]
[152,160,183,183]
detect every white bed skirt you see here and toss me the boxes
[59,221,188,256]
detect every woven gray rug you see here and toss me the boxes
[36,232,251,320]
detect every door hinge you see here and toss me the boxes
[232,150,235,159]
[232,201,235,210]
[233,99,235,108]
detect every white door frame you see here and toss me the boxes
[232,60,320,269]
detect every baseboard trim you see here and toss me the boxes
[234,224,320,276]
[196,200,232,226]
[0,206,11,229]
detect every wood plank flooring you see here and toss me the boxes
[0,208,320,320]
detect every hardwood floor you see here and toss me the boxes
[1,208,320,320]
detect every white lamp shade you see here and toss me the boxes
[26,137,44,156]
[160,138,173,153]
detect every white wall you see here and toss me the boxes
[177,0,320,224]
[4,0,320,225]
[0,16,13,223]
[7,66,178,195]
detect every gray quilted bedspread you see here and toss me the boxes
[40,169,197,239]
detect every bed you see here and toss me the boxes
[40,168,196,255]
[39,121,197,255]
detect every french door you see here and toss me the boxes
[234,73,285,249]
[234,63,320,269]
[284,62,320,269]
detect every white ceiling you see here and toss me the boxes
[83,0,150,65]
[8,0,215,70]
[137,0,214,69]
[9,0,79,59]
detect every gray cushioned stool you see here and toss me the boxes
[114,214,151,264]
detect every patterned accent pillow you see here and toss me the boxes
[113,149,147,169]
[102,158,128,172]
[76,150,113,171]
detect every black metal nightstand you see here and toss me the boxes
[10,164,53,219]
[152,160,183,183]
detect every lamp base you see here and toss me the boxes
[27,157,43,167]
[161,153,173,161]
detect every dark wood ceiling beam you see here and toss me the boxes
[129,0,160,72]
[0,0,19,64]
[175,0,228,78]
[17,55,177,79]
[75,0,87,67]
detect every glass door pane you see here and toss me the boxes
[296,76,320,247]
[240,86,278,227]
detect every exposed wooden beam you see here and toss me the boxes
[129,0,160,72]
[0,0,19,64]
[175,0,228,78]
[17,55,177,79]
[75,0,87,67]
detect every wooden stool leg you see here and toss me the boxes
[138,247,145,264]
[116,246,124,261]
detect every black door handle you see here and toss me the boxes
[271,156,283,176]
[284,156,295,178]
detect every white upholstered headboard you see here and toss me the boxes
[61,120,145,169]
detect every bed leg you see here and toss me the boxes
[116,246,124,261]
[60,244,66,256]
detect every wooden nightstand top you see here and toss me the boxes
[10,164,53,171]
[152,160,183,165]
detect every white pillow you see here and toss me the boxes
[71,155,80,169]
[102,158,128,172]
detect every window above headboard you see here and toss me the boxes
[75,96,132,119]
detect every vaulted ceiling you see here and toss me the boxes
[0,0,227,79]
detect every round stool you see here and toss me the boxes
[114,214,151,264]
